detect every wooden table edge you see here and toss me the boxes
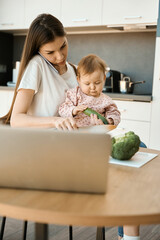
[1,203,160,227]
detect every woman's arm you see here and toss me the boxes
[10,89,77,130]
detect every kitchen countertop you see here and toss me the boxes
[0,86,152,102]
[0,86,15,91]
[104,92,152,102]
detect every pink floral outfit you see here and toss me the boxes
[59,86,120,127]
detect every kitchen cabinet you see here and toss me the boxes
[0,0,24,30]
[24,0,61,28]
[102,0,159,26]
[0,0,159,30]
[115,100,151,147]
[0,89,14,117]
[61,0,102,27]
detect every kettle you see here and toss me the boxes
[119,77,145,94]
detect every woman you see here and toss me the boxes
[3,13,78,130]
[1,13,140,240]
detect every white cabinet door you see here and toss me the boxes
[61,0,102,27]
[114,100,151,121]
[0,91,8,117]
[0,90,14,117]
[118,120,150,147]
[102,0,159,26]
[24,0,61,28]
[0,0,24,30]
[114,100,151,147]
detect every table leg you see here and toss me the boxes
[96,227,105,240]
[22,221,28,240]
[0,217,6,240]
[69,225,73,240]
[35,223,48,240]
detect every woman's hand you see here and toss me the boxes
[90,114,104,125]
[54,117,78,130]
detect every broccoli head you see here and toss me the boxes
[111,131,140,160]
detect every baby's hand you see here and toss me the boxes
[90,114,104,125]
[107,118,114,125]
[72,105,88,116]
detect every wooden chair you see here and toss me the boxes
[0,217,28,240]
[0,217,6,240]
[0,218,73,240]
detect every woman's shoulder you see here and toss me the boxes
[19,55,43,91]
[29,54,44,66]
[25,55,43,72]
[27,55,53,74]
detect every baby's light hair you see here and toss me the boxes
[77,54,107,77]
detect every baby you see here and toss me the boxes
[59,54,120,127]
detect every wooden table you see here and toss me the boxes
[0,148,160,240]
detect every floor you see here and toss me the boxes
[1,217,160,240]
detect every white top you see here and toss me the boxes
[59,86,121,127]
[18,55,78,117]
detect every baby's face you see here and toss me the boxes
[77,70,105,97]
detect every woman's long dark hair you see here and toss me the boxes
[2,13,66,123]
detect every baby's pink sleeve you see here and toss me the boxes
[59,88,77,118]
[104,97,121,126]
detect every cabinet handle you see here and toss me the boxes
[124,16,142,19]
[0,23,14,26]
[72,18,88,22]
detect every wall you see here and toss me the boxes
[13,31,156,94]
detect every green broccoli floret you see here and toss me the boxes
[111,131,140,160]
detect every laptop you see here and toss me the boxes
[0,126,111,194]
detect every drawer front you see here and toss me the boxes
[102,0,158,26]
[61,0,102,27]
[114,100,151,122]
[118,120,150,147]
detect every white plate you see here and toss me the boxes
[109,152,158,168]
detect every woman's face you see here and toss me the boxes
[39,36,68,69]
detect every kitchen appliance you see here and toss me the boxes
[103,70,122,93]
[0,32,13,86]
[7,61,21,87]
[119,76,145,94]
[13,61,20,84]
